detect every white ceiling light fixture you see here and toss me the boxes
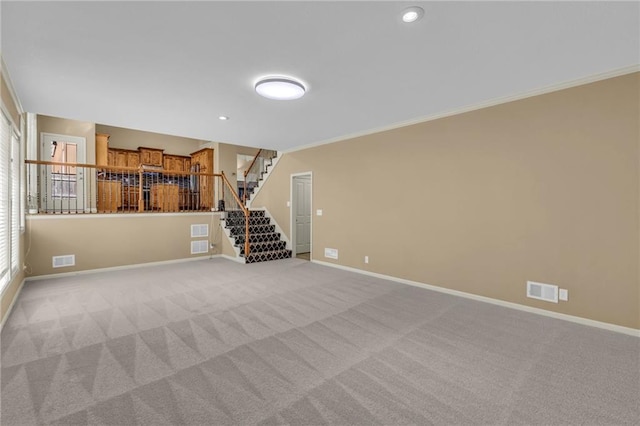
[218,115,229,120]
[255,76,306,100]
[401,6,424,23]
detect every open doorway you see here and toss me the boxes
[291,172,312,260]
[40,133,87,213]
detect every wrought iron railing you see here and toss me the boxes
[25,160,253,256]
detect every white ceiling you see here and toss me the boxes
[2,1,639,151]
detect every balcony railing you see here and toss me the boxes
[26,159,253,255]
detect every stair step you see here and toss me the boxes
[233,232,281,244]
[244,249,292,264]
[228,224,275,236]
[239,240,286,255]
[224,216,271,227]
[225,210,265,218]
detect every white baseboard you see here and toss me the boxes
[1,278,26,330]
[311,260,640,337]
[26,255,223,281]
[221,254,246,264]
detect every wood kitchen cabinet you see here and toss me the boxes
[139,147,164,167]
[113,150,127,168]
[163,154,191,173]
[190,148,214,210]
[151,184,179,212]
[96,133,110,166]
[122,185,140,210]
[97,180,122,212]
[126,151,140,168]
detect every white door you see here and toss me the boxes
[293,175,311,254]
[40,133,87,213]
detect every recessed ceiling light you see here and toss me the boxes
[255,77,306,100]
[402,6,424,23]
[218,116,229,120]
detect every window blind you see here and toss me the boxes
[0,110,10,285]
[11,130,20,271]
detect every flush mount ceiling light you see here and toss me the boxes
[401,6,424,23]
[255,76,306,100]
[218,115,229,120]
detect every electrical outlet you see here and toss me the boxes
[364,256,369,264]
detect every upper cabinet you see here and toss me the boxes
[163,154,191,173]
[96,134,206,174]
[138,147,164,167]
[96,133,110,166]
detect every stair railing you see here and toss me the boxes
[221,171,251,257]
[242,149,278,204]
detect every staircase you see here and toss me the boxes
[243,149,279,205]
[223,209,292,263]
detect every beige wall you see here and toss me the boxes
[253,72,640,329]
[96,124,204,156]
[25,214,224,276]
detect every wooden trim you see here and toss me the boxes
[25,159,222,176]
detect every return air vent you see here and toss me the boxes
[52,255,75,268]
[191,224,209,238]
[527,281,558,303]
[191,240,209,254]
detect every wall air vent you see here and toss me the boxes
[191,224,209,238]
[52,255,75,268]
[527,281,558,303]
[191,240,209,254]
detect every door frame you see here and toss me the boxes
[40,132,88,212]
[290,171,312,259]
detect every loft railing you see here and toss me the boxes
[25,159,253,256]
[242,149,277,204]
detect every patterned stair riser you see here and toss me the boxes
[245,249,292,264]
[228,224,275,236]
[234,232,282,244]
[223,207,291,263]
[225,216,272,227]
[240,241,287,255]
[225,210,265,218]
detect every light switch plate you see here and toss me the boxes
[316,209,323,216]
[559,288,569,301]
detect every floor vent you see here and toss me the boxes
[191,224,209,238]
[191,240,209,254]
[52,255,75,268]
[527,281,558,303]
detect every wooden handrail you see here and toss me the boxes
[243,149,262,179]
[221,171,251,257]
[25,160,222,177]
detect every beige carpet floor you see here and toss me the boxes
[1,258,638,425]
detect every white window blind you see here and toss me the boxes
[11,130,20,271]
[0,110,10,286]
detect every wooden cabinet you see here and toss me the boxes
[126,152,140,168]
[190,148,214,210]
[113,150,127,168]
[96,133,110,166]
[139,147,164,167]
[151,184,179,212]
[122,186,140,210]
[163,154,191,173]
[97,181,122,212]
